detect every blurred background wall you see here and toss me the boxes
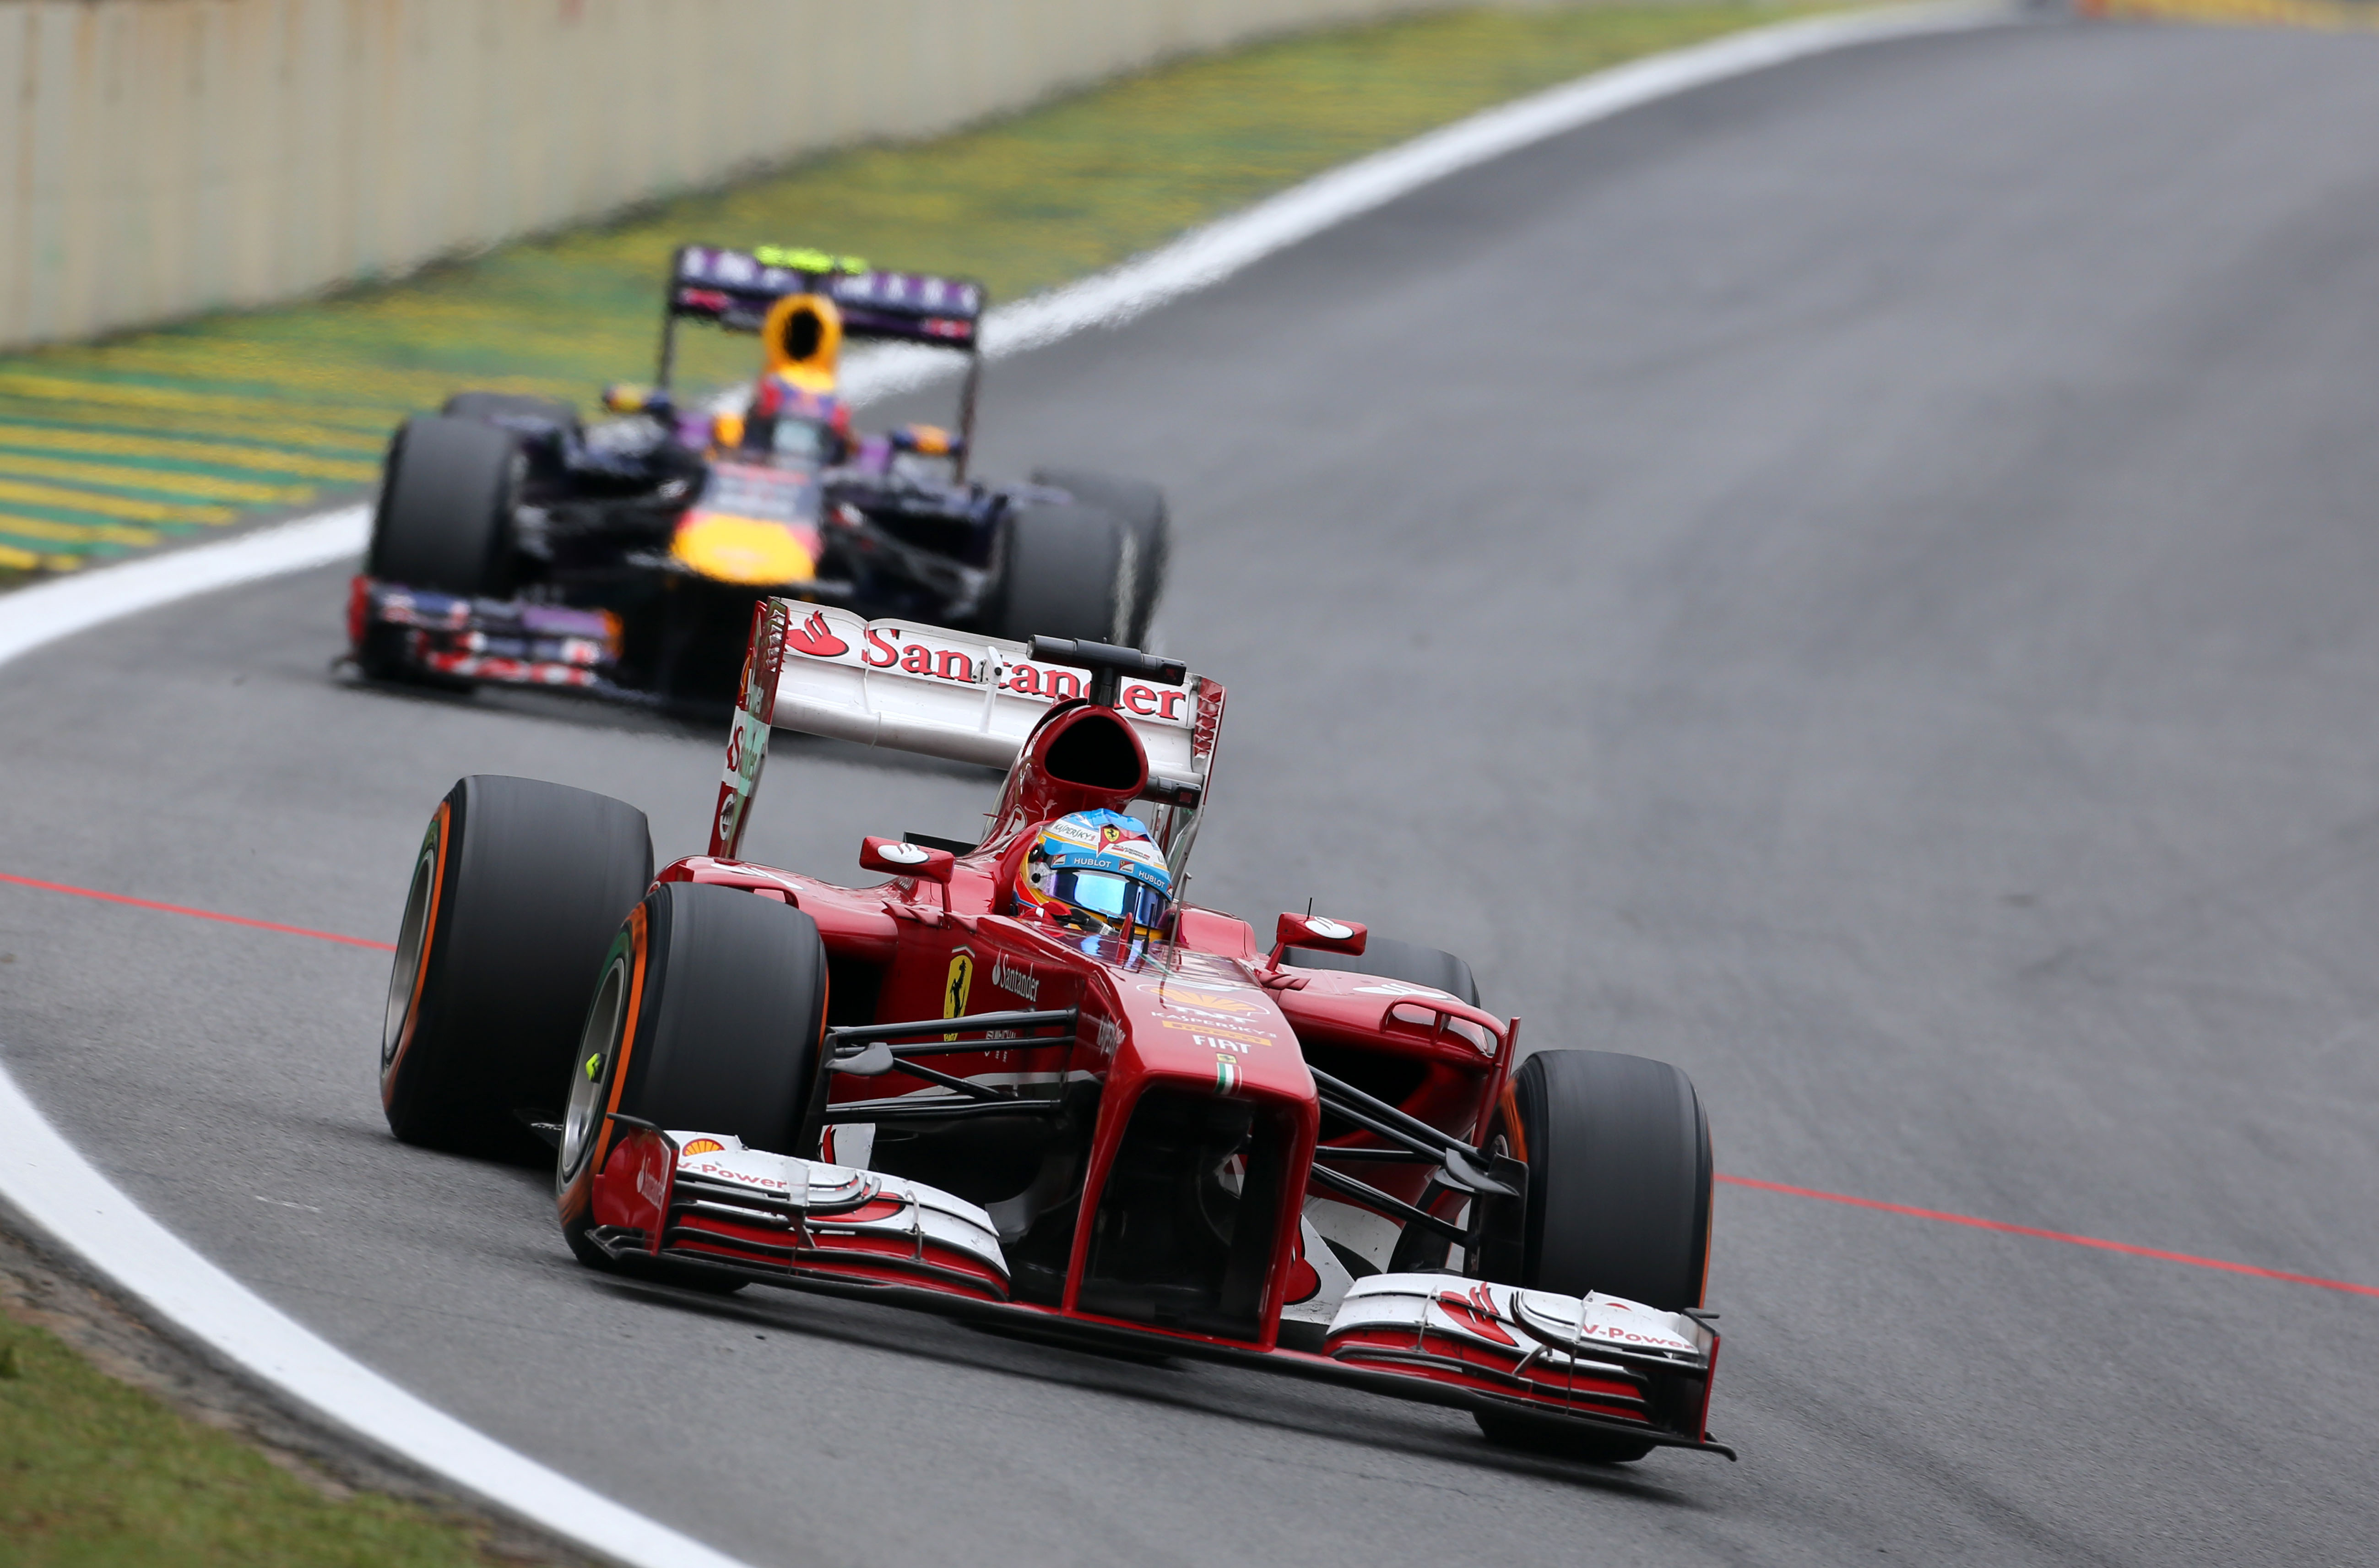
[0,0,1447,351]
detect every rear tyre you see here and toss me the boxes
[555,881,829,1280]
[1283,933,1481,1010]
[1473,1048,1713,1463]
[441,391,580,431]
[985,502,1128,646]
[442,392,579,482]
[1031,468,1168,646]
[379,777,652,1159]
[368,414,521,598]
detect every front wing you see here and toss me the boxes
[349,578,632,694]
[585,1128,1733,1459]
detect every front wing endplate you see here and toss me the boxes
[1324,1274,1719,1445]
[590,1130,1008,1300]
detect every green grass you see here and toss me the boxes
[0,1319,505,1568]
[0,1,1827,575]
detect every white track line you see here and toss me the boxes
[0,6,2003,1563]
[0,1069,756,1568]
[0,505,370,669]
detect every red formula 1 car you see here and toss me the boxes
[376,603,1731,1463]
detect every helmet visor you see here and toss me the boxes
[1049,868,1169,934]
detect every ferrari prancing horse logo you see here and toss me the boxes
[943,949,974,1040]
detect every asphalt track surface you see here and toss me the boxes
[3,19,2377,1566]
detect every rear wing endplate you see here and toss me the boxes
[709,600,1221,863]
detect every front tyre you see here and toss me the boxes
[555,880,829,1275]
[1473,1048,1713,1463]
[1284,933,1481,1010]
[380,776,652,1158]
[368,414,521,598]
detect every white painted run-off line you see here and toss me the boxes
[0,7,2006,1565]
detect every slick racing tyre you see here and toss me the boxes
[367,413,522,600]
[442,392,580,482]
[555,881,829,1280]
[379,776,653,1159]
[441,391,580,431]
[1030,467,1169,646]
[986,501,1130,647]
[1282,933,1481,1010]
[1474,1049,1713,1463]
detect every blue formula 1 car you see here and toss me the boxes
[348,244,1168,705]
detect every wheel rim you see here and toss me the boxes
[559,953,629,1181]
[379,844,437,1071]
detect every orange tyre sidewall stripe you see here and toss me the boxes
[1698,1128,1716,1309]
[1496,1080,1527,1165]
[600,901,656,1177]
[379,801,451,1110]
[558,901,652,1226]
[808,950,829,1154]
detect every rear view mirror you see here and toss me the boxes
[861,836,954,884]
[1270,912,1367,966]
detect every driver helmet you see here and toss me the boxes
[1013,809,1173,940]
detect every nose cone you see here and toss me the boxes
[671,513,819,586]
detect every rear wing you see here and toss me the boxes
[657,244,989,467]
[666,244,984,352]
[710,601,1222,870]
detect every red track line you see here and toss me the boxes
[5,865,2368,1298]
[1717,1172,2378,1299]
[0,871,396,952]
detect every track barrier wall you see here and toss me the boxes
[0,0,1445,351]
